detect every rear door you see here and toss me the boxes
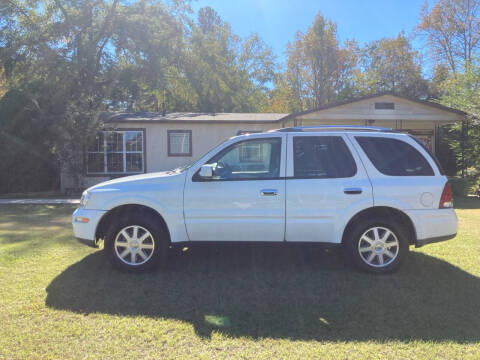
[285,133,373,243]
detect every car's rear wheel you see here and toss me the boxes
[345,217,408,273]
[105,213,168,272]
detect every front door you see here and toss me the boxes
[184,135,286,242]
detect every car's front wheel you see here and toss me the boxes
[345,217,408,273]
[105,213,168,272]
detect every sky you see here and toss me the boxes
[192,0,429,65]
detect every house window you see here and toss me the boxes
[375,102,395,110]
[168,130,192,156]
[87,130,144,174]
[240,142,263,163]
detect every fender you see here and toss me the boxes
[99,194,188,244]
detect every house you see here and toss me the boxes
[61,93,466,192]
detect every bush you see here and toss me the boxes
[449,177,470,197]
[0,90,60,194]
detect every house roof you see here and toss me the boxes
[104,112,289,124]
[104,93,466,125]
[281,92,467,121]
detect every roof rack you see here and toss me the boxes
[273,125,393,132]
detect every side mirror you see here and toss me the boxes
[198,164,214,178]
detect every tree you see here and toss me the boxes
[0,0,195,190]
[239,34,276,91]
[429,64,451,98]
[267,73,298,113]
[438,63,480,187]
[0,0,127,190]
[417,0,480,73]
[0,1,278,191]
[181,7,275,112]
[0,89,59,192]
[285,13,344,110]
[108,0,189,112]
[356,33,428,98]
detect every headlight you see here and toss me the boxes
[79,191,90,208]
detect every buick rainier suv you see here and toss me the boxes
[72,126,457,273]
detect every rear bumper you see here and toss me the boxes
[405,208,458,244]
[415,233,457,248]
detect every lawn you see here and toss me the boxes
[0,200,479,359]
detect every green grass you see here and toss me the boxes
[0,201,479,359]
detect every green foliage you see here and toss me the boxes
[417,0,480,183]
[356,33,428,98]
[0,1,277,191]
[283,12,347,111]
[1,0,479,190]
[417,0,480,74]
[277,16,428,112]
[0,90,59,193]
[438,63,480,189]
[449,176,470,197]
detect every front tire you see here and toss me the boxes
[344,217,408,273]
[105,212,168,272]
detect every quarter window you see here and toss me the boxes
[87,130,144,174]
[293,136,357,178]
[168,130,192,156]
[198,138,282,180]
[356,136,434,176]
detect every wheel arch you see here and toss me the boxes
[95,204,171,244]
[341,206,417,245]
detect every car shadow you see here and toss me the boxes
[46,244,480,342]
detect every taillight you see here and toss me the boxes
[439,182,453,208]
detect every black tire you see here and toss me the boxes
[105,212,169,272]
[344,216,409,274]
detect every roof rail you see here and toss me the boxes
[273,125,393,132]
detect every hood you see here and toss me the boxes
[87,170,184,192]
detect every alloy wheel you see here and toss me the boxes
[114,225,155,266]
[357,226,399,268]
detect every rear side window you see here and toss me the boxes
[409,135,445,175]
[293,136,357,178]
[356,136,434,176]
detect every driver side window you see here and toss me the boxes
[198,137,282,181]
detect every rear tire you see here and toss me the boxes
[344,216,408,273]
[105,212,169,272]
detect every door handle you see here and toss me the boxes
[344,187,362,195]
[261,189,278,196]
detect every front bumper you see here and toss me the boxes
[76,236,99,248]
[72,208,107,246]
